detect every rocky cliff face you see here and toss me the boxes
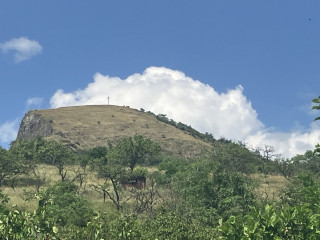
[17,110,54,140]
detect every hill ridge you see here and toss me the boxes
[17,105,212,158]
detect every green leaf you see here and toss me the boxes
[312,96,320,103]
[52,226,58,233]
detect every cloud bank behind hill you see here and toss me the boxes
[50,66,320,158]
[51,67,263,140]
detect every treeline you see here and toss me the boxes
[151,112,217,144]
[1,135,320,237]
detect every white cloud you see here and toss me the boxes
[26,97,43,108]
[51,66,263,140]
[0,37,42,63]
[246,123,320,158]
[0,120,19,147]
[50,66,320,158]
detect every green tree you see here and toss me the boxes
[91,136,160,210]
[218,175,320,239]
[37,140,75,181]
[275,158,298,181]
[115,135,161,171]
[37,181,95,228]
[312,96,320,157]
[93,147,128,210]
[10,137,46,163]
[211,142,262,174]
[312,95,320,121]
[0,147,25,188]
[158,157,256,225]
[9,137,47,190]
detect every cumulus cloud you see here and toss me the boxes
[26,97,43,108]
[51,67,263,140]
[246,123,320,158]
[0,120,19,147]
[50,66,320,158]
[0,37,42,62]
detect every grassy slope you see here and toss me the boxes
[28,105,211,158]
[3,164,289,213]
[3,164,117,213]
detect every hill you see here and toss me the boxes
[17,105,212,158]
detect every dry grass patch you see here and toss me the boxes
[251,173,289,201]
[2,164,166,214]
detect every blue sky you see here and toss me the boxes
[0,1,320,157]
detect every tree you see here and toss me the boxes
[312,96,320,121]
[312,96,320,156]
[0,147,25,188]
[158,157,256,224]
[211,141,261,174]
[37,181,95,228]
[218,175,320,239]
[115,135,161,171]
[37,140,75,181]
[9,137,47,190]
[91,136,161,210]
[93,147,128,210]
[275,158,297,181]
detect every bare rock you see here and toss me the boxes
[17,110,53,140]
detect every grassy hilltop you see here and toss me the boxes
[18,105,212,158]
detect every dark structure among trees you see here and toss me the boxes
[122,176,146,190]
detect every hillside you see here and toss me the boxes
[17,105,212,158]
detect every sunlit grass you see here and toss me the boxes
[2,163,290,214]
[251,173,289,201]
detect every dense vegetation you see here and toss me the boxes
[0,97,319,239]
[154,113,217,144]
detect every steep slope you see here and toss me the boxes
[17,105,212,158]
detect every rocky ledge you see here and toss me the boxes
[17,110,54,140]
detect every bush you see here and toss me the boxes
[37,181,95,228]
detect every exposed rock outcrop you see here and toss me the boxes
[17,110,53,140]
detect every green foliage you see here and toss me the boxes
[10,138,76,182]
[158,157,256,225]
[212,142,262,174]
[38,181,95,228]
[130,167,147,178]
[114,134,161,170]
[0,190,9,214]
[90,135,160,210]
[2,138,48,188]
[142,212,200,240]
[7,138,48,190]
[156,113,216,143]
[10,137,46,163]
[274,158,298,181]
[314,143,320,156]
[109,214,142,240]
[37,140,75,181]
[6,120,320,238]
[0,206,60,239]
[218,176,320,239]
[0,147,23,187]
[87,146,108,160]
[158,157,185,176]
[312,95,320,121]
[289,150,320,177]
